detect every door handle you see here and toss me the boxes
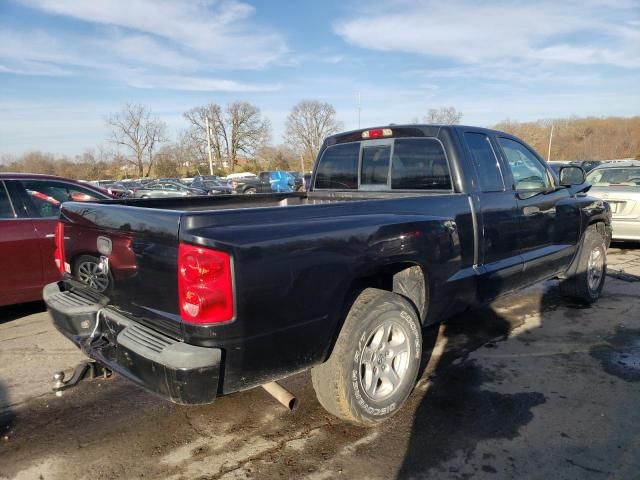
[45,233,55,238]
[523,206,541,217]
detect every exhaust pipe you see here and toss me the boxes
[262,381,298,411]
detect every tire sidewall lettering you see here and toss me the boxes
[349,305,420,418]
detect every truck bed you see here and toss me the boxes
[97,190,451,212]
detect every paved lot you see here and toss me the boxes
[1,246,639,480]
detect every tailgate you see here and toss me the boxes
[60,201,184,340]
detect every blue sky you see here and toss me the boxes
[0,0,639,155]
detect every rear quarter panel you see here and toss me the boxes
[180,194,475,393]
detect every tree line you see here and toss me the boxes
[1,104,638,181]
[493,116,640,161]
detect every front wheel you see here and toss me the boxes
[560,226,607,304]
[244,187,257,194]
[311,288,422,426]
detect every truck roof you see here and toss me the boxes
[325,124,504,146]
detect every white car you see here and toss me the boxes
[586,160,640,241]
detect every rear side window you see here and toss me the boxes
[361,145,391,185]
[391,139,451,190]
[0,182,15,218]
[464,132,504,192]
[315,142,360,190]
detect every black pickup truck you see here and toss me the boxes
[45,125,611,426]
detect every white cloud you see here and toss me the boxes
[334,0,640,68]
[0,0,288,92]
[126,73,282,92]
[18,0,288,69]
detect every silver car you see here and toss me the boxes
[132,181,208,199]
[586,160,640,241]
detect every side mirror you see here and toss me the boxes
[559,166,585,186]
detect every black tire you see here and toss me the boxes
[140,195,150,199]
[560,226,607,304]
[73,255,113,295]
[244,187,257,194]
[311,288,422,426]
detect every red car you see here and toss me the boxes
[0,173,113,306]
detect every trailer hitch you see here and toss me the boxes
[52,361,112,396]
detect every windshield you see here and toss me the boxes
[587,167,640,186]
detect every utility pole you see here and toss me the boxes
[357,92,361,129]
[205,116,214,175]
[300,153,304,173]
[547,123,554,162]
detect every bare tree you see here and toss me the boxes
[183,103,225,167]
[425,106,464,125]
[107,104,167,177]
[225,102,271,169]
[284,100,343,171]
[183,101,270,171]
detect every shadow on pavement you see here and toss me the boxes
[0,301,46,324]
[397,284,568,477]
[0,380,15,441]
[610,241,640,250]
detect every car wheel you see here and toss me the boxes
[560,226,607,304]
[74,255,112,294]
[140,195,150,199]
[311,288,422,426]
[244,188,257,194]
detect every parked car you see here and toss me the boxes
[226,172,257,180]
[230,171,295,194]
[119,180,143,194]
[287,172,305,191]
[102,182,132,198]
[190,178,233,195]
[0,173,113,306]
[132,181,208,198]
[585,160,640,241]
[572,160,601,173]
[548,161,573,175]
[45,125,611,426]
[303,173,312,191]
[192,175,231,186]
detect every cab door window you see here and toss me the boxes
[498,138,550,190]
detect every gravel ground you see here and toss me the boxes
[1,246,639,480]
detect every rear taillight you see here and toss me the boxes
[54,221,66,274]
[178,244,234,324]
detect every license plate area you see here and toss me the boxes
[609,201,624,214]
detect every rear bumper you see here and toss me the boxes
[44,281,221,405]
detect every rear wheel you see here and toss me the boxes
[244,187,257,194]
[311,288,422,426]
[74,255,112,294]
[560,226,607,304]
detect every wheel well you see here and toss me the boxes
[322,264,429,363]
[340,263,429,325]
